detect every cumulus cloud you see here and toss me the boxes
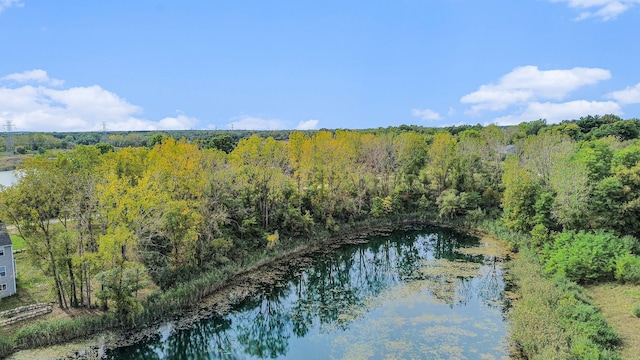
[494,100,622,125]
[227,116,286,130]
[0,0,23,13]
[411,108,441,121]
[296,119,319,130]
[606,83,640,105]
[461,66,611,113]
[0,69,198,132]
[549,0,640,20]
[1,69,63,86]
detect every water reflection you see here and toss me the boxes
[108,227,507,359]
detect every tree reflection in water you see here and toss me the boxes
[108,226,507,359]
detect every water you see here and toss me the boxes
[107,227,508,359]
[0,170,17,187]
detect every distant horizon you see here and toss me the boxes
[1,1,639,132]
[0,115,636,135]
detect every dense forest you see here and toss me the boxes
[1,114,640,358]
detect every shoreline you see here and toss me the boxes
[7,216,440,359]
[7,218,511,359]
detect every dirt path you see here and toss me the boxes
[585,283,640,359]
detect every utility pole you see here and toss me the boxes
[3,120,14,153]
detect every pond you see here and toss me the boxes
[107,226,509,359]
[0,170,17,187]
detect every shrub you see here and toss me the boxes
[529,223,550,248]
[615,254,640,284]
[545,230,633,283]
[633,305,640,318]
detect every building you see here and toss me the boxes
[0,222,16,298]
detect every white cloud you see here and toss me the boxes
[1,69,63,86]
[549,0,640,20]
[0,0,23,13]
[606,83,640,105]
[494,100,622,125]
[104,115,198,132]
[0,69,199,132]
[227,115,286,130]
[296,119,319,130]
[461,66,611,113]
[411,108,441,121]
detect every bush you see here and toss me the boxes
[545,230,634,283]
[633,305,640,318]
[615,254,640,284]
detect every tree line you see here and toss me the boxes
[1,115,639,319]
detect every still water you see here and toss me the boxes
[107,227,508,359]
[0,170,17,187]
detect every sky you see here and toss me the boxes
[0,0,639,132]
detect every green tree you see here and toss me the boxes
[0,155,76,308]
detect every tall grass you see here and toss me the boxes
[0,337,12,358]
[478,219,529,251]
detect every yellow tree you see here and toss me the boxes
[231,135,289,231]
[95,147,158,300]
[297,131,357,226]
[144,138,205,270]
[396,132,430,193]
[426,131,457,194]
[288,131,308,195]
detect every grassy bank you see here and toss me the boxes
[481,222,622,360]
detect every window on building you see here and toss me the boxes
[0,247,4,256]
[0,266,5,277]
[0,284,6,291]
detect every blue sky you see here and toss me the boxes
[1,0,639,132]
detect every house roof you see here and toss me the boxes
[0,223,12,247]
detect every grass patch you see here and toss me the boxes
[585,283,640,360]
[0,252,53,313]
[10,234,26,251]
